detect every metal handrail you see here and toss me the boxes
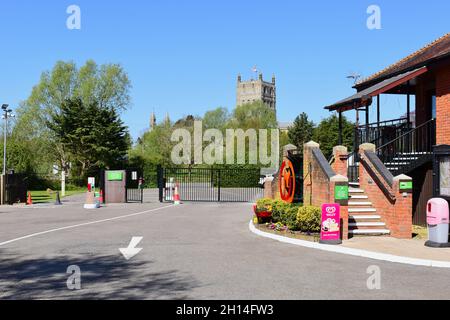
[376,118,435,151]
[356,117,409,129]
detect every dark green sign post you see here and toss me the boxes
[334,184,349,205]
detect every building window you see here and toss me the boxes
[432,95,436,118]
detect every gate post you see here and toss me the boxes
[157,165,163,203]
[217,169,221,202]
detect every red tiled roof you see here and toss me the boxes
[355,33,450,89]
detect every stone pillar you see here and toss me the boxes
[358,143,376,186]
[332,146,348,177]
[303,141,320,206]
[264,176,275,199]
[392,174,413,239]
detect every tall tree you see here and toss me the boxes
[13,60,131,186]
[48,98,130,178]
[229,100,277,130]
[288,113,315,151]
[313,114,354,158]
[203,107,230,130]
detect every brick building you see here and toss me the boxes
[324,33,450,235]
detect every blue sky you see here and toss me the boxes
[0,0,449,139]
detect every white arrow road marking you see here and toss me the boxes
[119,237,144,260]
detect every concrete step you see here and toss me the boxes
[349,182,360,187]
[349,229,390,235]
[349,188,364,194]
[348,201,372,206]
[348,207,377,213]
[385,162,410,166]
[349,215,381,220]
[349,195,368,200]
[393,157,418,161]
[349,222,386,227]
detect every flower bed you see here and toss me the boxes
[254,198,321,234]
[255,222,320,243]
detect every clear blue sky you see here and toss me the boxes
[0,0,449,139]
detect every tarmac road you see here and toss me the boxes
[0,190,449,300]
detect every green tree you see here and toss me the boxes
[13,60,131,178]
[48,98,130,178]
[203,107,230,130]
[288,112,315,151]
[229,100,277,130]
[313,114,354,158]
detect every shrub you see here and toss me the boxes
[281,204,302,230]
[297,206,321,233]
[256,198,274,212]
[271,200,290,223]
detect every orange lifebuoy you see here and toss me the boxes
[279,159,296,203]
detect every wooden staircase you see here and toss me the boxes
[348,182,390,237]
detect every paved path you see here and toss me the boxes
[1,193,450,299]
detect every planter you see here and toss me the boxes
[253,204,272,220]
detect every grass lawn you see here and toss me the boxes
[30,189,86,204]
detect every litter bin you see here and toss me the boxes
[425,198,450,248]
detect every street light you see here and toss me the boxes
[1,104,15,175]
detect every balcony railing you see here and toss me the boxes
[376,118,436,175]
[356,117,411,147]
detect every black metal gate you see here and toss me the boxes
[125,169,144,203]
[158,167,264,203]
[4,173,27,205]
[99,168,144,203]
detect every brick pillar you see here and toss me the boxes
[264,176,275,199]
[303,141,320,206]
[332,145,348,177]
[436,64,450,145]
[358,143,376,186]
[331,174,349,240]
[392,174,413,239]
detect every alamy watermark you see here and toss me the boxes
[66,5,81,30]
[66,265,82,290]
[366,265,381,290]
[171,121,280,172]
[367,5,382,30]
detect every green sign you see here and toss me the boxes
[107,171,123,181]
[335,185,349,200]
[400,181,413,190]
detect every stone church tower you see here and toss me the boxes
[236,73,276,113]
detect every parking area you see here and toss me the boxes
[1,191,450,300]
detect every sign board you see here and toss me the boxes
[88,177,95,187]
[107,171,124,181]
[399,181,413,192]
[334,184,349,205]
[320,204,342,245]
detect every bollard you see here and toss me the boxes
[55,191,62,205]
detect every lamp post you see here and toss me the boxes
[1,104,15,175]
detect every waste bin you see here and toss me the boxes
[425,198,450,248]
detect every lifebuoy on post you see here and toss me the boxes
[279,155,302,203]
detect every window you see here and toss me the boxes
[432,95,436,118]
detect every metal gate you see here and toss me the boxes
[99,169,144,203]
[4,173,27,205]
[125,169,144,203]
[158,167,264,203]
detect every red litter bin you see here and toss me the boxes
[425,198,450,248]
